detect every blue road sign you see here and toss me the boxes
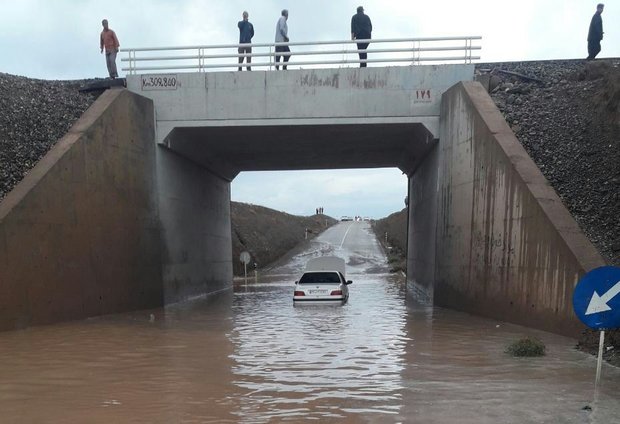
[573,266,620,330]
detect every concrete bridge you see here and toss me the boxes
[0,62,605,335]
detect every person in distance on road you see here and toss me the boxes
[586,3,604,60]
[100,19,120,79]
[274,9,290,70]
[351,6,372,68]
[238,11,254,71]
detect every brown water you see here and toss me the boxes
[1,223,619,423]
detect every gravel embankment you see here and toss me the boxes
[0,73,98,200]
[478,59,620,267]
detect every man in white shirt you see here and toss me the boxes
[274,9,290,70]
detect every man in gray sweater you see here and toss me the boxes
[275,9,290,70]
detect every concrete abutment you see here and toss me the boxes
[0,89,233,331]
[0,90,163,330]
[418,81,606,337]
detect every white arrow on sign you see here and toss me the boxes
[585,280,620,315]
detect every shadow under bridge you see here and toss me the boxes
[165,121,436,180]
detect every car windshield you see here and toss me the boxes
[299,272,342,285]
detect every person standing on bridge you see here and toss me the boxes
[351,6,372,68]
[238,11,254,71]
[100,19,120,79]
[274,9,290,70]
[586,3,604,60]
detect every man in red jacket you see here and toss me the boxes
[100,19,120,78]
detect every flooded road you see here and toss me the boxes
[1,221,619,423]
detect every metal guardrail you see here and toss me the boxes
[121,36,481,74]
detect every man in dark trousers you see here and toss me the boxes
[351,6,372,67]
[587,3,604,60]
[238,11,254,71]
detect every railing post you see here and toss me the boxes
[465,38,471,64]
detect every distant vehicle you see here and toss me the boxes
[293,256,352,304]
[340,216,353,221]
[363,217,370,221]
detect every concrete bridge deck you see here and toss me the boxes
[126,66,472,180]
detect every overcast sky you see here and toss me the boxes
[1,0,617,218]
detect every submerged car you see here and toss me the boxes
[293,256,352,304]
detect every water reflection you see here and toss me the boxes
[0,222,619,423]
[229,274,408,422]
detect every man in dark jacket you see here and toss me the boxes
[238,11,254,71]
[351,6,372,68]
[587,4,604,60]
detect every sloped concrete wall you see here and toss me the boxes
[0,89,163,330]
[435,81,605,336]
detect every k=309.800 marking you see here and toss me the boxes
[141,74,178,90]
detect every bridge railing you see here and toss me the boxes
[121,36,481,74]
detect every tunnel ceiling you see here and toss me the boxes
[164,122,437,181]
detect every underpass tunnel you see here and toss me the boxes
[156,121,439,304]
[161,122,438,181]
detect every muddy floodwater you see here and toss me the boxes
[1,222,619,423]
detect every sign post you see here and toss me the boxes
[572,266,620,388]
[240,251,251,282]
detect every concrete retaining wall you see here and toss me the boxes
[0,88,235,331]
[408,144,439,302]
[435,81,605,336]
[0,90,163,330]
[156,147,232,304]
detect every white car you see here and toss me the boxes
[293,256,352,304]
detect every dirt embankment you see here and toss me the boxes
[371,209,407,273]
[231,202,337,276]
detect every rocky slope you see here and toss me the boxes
[479,59,619,267]
[0,73,98,200]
